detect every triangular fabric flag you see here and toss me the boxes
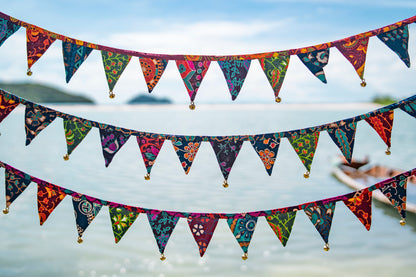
[37,184,66,225]
[139,57,168,93]
[176,60,211,102]
[99,127,131,167]
[287,131,319,175]
[136,135,165,176]
[171,136,202,174]
[297,48,329,83]
[399,99,416,118]
[0,93,19,123]
[266,211,297,247]
[218,60,251,100]
[327,121,357,164]
[379,178,407,219]
[333,36,369,81]
[101,51,132,95]
[0,18,21,47]
[365,111,394,149]
[109,206,139,243]
[343,189,372,231]
[227,214,258,256]
[250,133,281,176]
[62,41,93,83]
[63,119,92,156]
[72,194,103,241]
[4,168,31,211]
[26,27,56,72]
[259,55,290,101]
[377,25,410,67]
[303,202,336,244]
[187,216,219,257]
[24,103,57,146]
[147,211,179,256]
[210,138,244,183]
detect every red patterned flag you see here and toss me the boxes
[139,58,168,93]
[343,189,372,231]
[365,111,394,149]
[187,216,219,257]
[26,27,56,73]
[0,93,19,123]
[37,185,66,225]
[176,60,210,104]
[136,135,165,178]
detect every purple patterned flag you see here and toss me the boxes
[136,135,165,176]
[187,216,219,257]
[99,127,130,167]
[210,138,244,183]
[26,27,56,72]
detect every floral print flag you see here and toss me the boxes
[259,55,290,101]
[63,119,92,157]
[250,133,281,176]
[218,60,251,100]
[266,211,296,247]
[227,214,258,258]
[176,60,211,103]
[4,168,31,212]
[0,93,19,123]
[171,136,202,174]
[147,211,179,257]
[136,135,165,177]
[139,57,168,93]
[26,27,56,73]
[101,51,132,96]
[287,131,320,176]
[37,184,66,225]
[365,111,394,150]
[379,177,407,220]
[343,189,372,231]
[25,103,57,146]
[99,127,130,167]
[187,216,219,257]
[109,206,139,243]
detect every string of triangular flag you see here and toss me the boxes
[1,160,413,260]
[1,88,416,187]
[0,12,415,108]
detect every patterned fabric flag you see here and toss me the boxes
[333,36,369,80]
[266,211,297,246]
[287,131,320,174]
[399,99,416,118]
[26,27,56,71]
[171,136,202,174]
[259,55,290,99]
[99,127,131,167]
[109,206,139,243]
[25,103,57,146]
[0,93,19,123]
[303,202,336,244]
[147,211,179,255]
[380,178,407,219]
[187,216,219,257]
[327,121,357,164]
[62,41,93,83]
[4,168,31,210]
[227,214,258,254]
[365,111,394,148]
[101,51,132,93]
[218,60,251,100]
[72,194,103,240]
[210,138,244,181]
[343,189,372,231]
[136,135,165,175]
[0,18,21,47]
[176,60,211,101]
[63,119,92,156]
[377,25,410,67]
[250,133,281,176]
[139,58,168,93]
[297,48,330,83]
[37,185,66,225]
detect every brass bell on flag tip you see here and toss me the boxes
[385,147,391,155]
[3,207,9,214]
[27,68,32,76]
[303,171,310,178]
[360,79,367,87]
[241,252,248,260]
[109,91,115,99]
[189,101,196,110]
[400,218,406,226]
[275,96,282,103]
[77,237,83,244]
[63,154,69,161]
[144,173,150,180]
[323,243,330,251]
[160,253,166,261]
[222,180,229,188]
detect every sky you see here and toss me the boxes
[0,0,416,104]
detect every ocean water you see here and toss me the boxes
[0,102,415,277]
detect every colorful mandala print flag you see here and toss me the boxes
[259,55,290,99]
[4,168,31,210]
[287,131,319,174]
[218,60,251,100]
[365,111,394,148]
[227,214,258,255]
[210,138,244,181]
[139,58,168,93]
[333,36,369,80]
[0,93,19,123]
[176,60,211,101]
[63,119,92,156]
[72,194,103,240]
[297,48,329,83]
[343,189,372,231]
[99,127,131,167]
[147,211,179,255]
[37,184,66,225]
[101,51,132,93]
[187,216,219,257]
[0,18,20,47]
[266,211,296,247]
[136,135,165,175]
[250,133,281,176]
[377,25,410,67]
[380,178,407,219]
[26,27,56,71]
[303,202,336,244]
[400,99,416,118]
[171,136,202,174]
[327,121,357,164]
[109,206,139,243]
[62,41,93,83]
[25,103,57,146]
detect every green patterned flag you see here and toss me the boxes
[287,131,320,176]
[63,119,92,158]
[109,206,139,243]
[259,55,290,101]
[101,51,131,96]
[266,211,296,246]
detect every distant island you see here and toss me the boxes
[127,94,172,104]
[372,95,397,106]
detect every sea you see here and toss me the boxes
[0,101,415,277]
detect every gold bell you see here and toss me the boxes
[189,101,196,110]
[323,243,330,251]
[109,91,115,99]
[144,173,150,180]
[223,180,229,188]
[303,171,310,178]
[400,218,406,226]
[360,79,366,87]
[275,96,282,103]
[385,147,391,155]
[63,154,69,161]
[77,237,83,244]
[3,207,9,214]
[160,253,166,261]
[241,252,248,260]
[27,68,32,76]
[0,131,2,136]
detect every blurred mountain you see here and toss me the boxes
[127,93,172,104]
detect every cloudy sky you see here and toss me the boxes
[0,0,415,104]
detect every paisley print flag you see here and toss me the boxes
[399,99,416,118]
[25,103,57,146]
[63,119,92,156]
[343,189,372,231]
[287,131,319,175]
[303,202,336,244]
[136,135,165,175]
[62,41,93,83]
[0,93,19,123]
[365,111,394,148]
[99,127,130,167]
[4,168,31,211]
[0,18,20,47]
[379,178,407,219]
[26,27,56,72]
[250,133,281,176]
[377,25,410,67]
[266,211,297,246]
[187,216,219,257]
[218,60,251,100]
[327,121,357,164]
[176,60,211,102]
[109,206,139,243]
[147,211,179,255]
[139,57,168,93]
[210,138,244,182]
[37,184,66,225]
[259,55,290,100]
[101,51,132,94]
[72,194,103,241]
[297,48,329,83]
[171,136,202,174]
[227,214,258,255]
